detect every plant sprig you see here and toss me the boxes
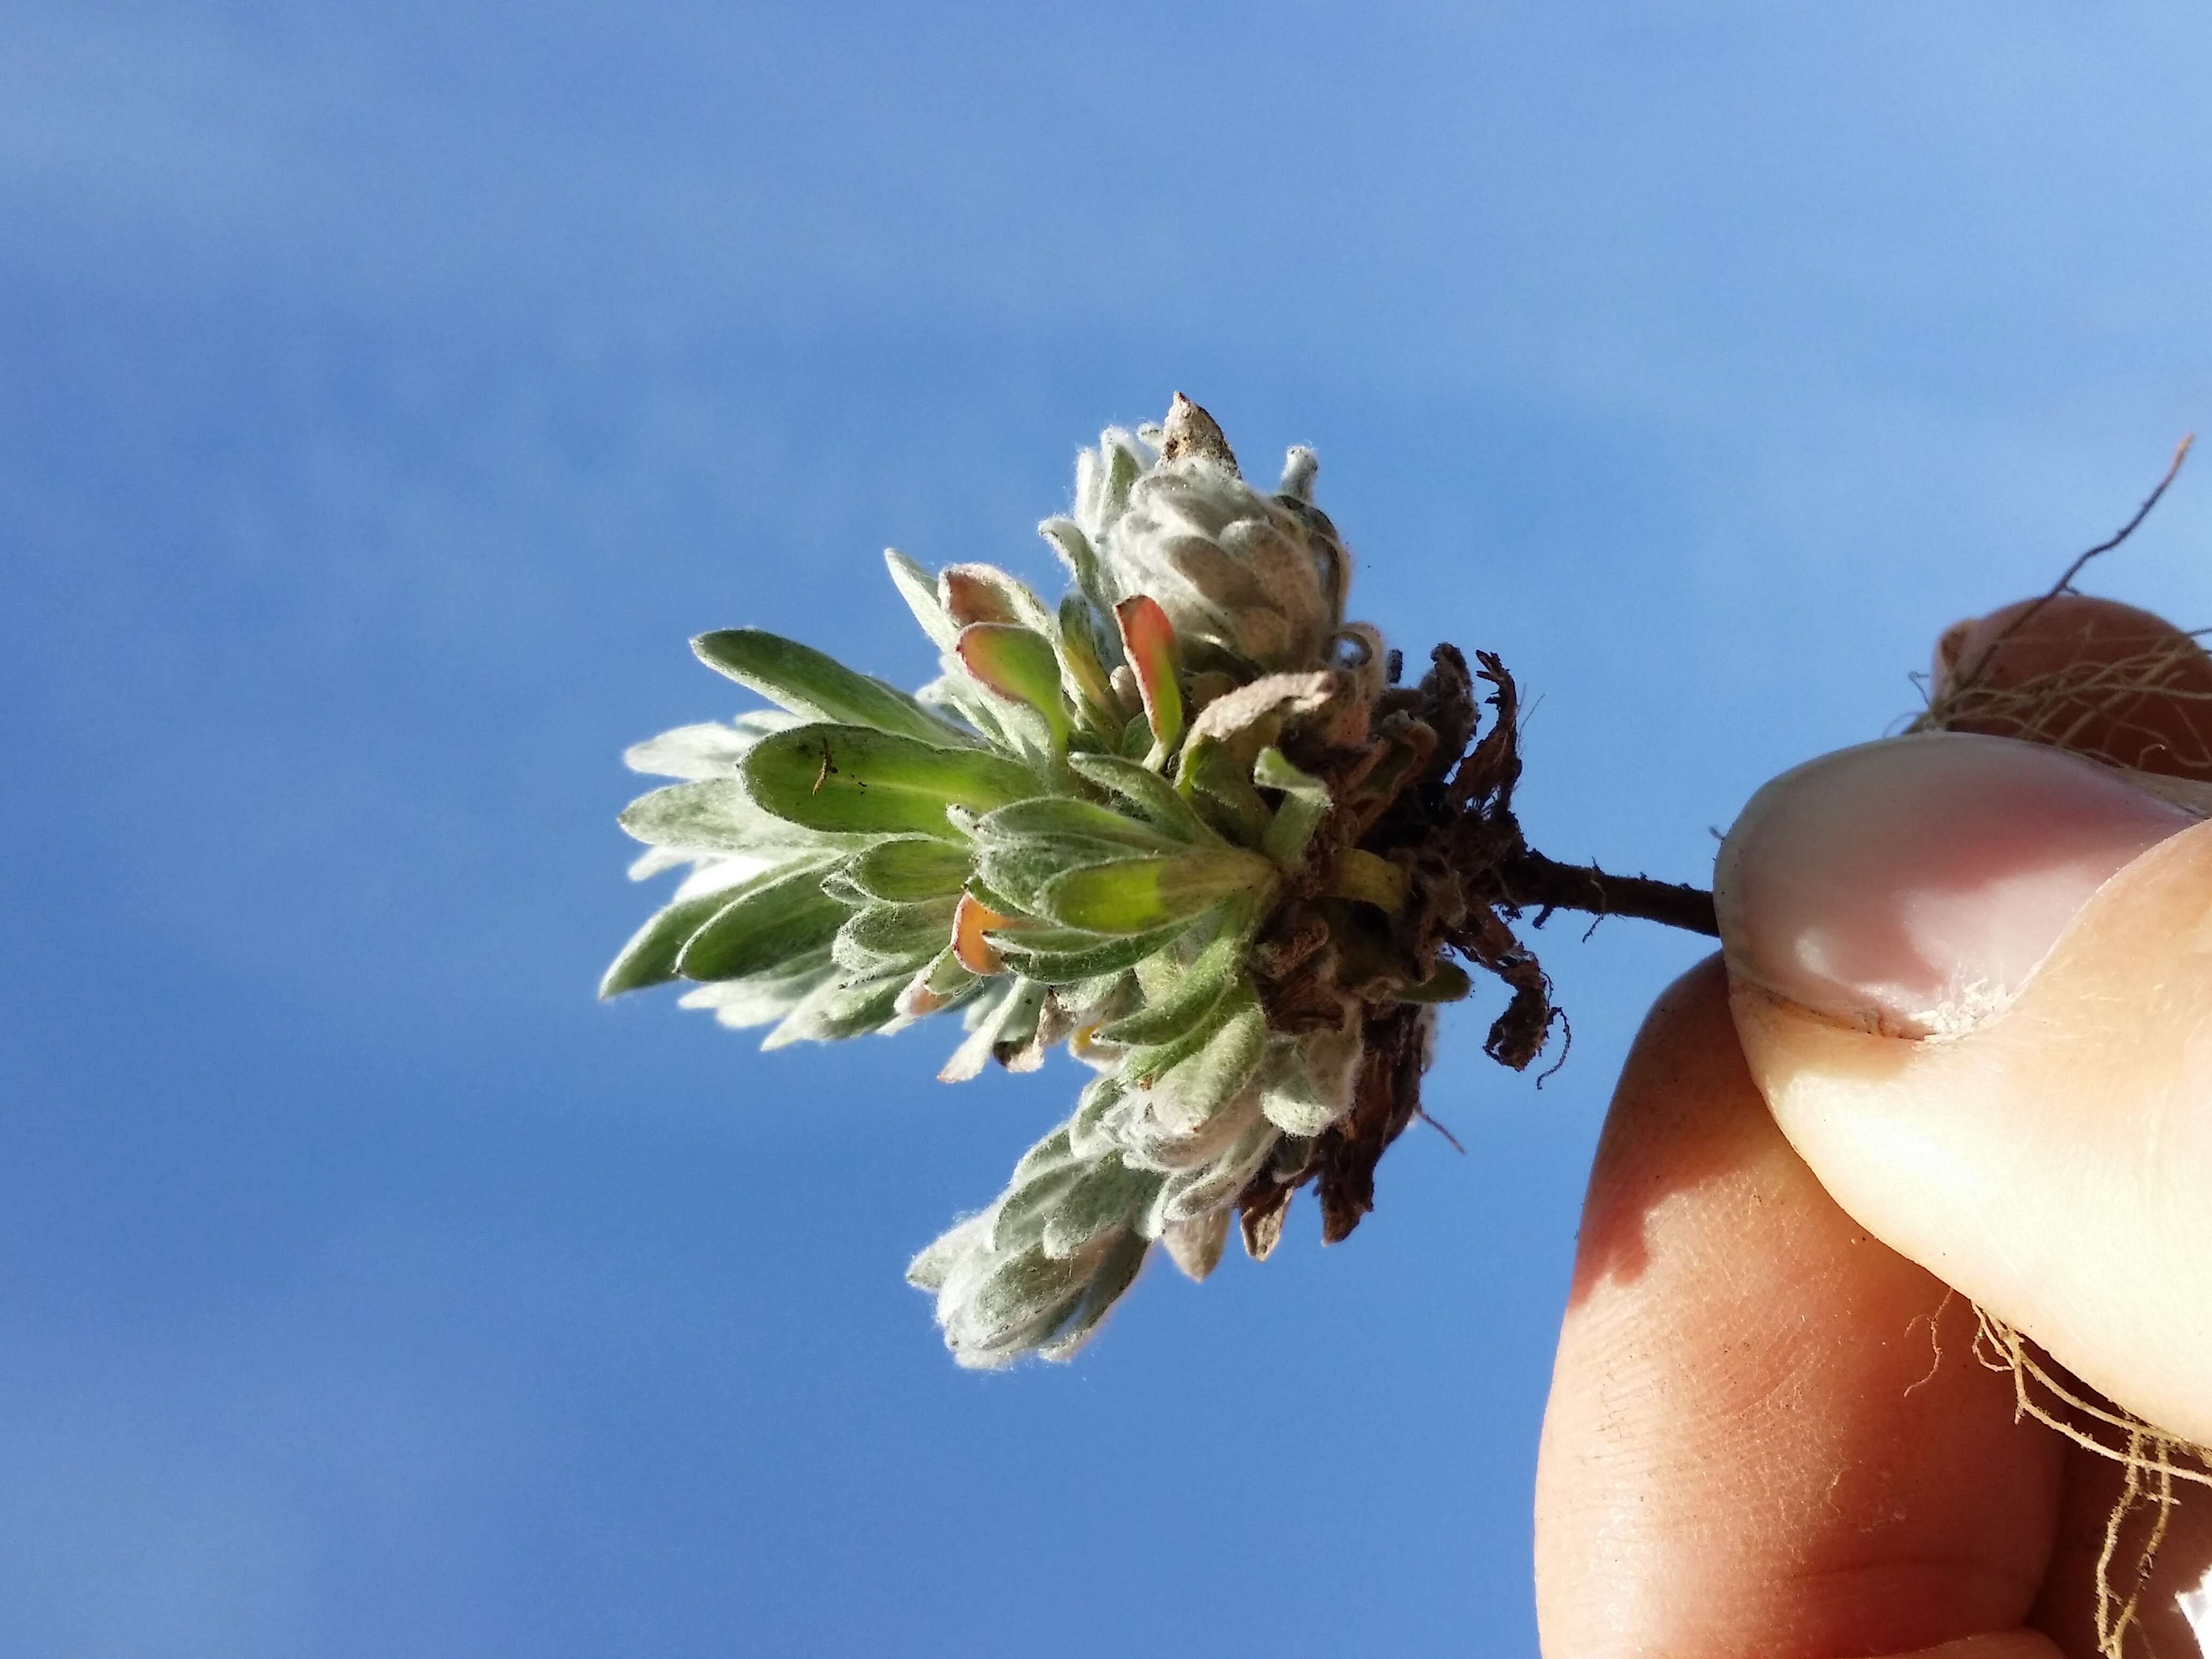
[606,395,1714,1366]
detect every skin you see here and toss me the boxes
[1534,597,2212,1657]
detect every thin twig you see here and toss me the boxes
[1947,434,2194,704]
[1498,850,1720,937]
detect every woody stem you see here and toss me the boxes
[1494,850,1720,938]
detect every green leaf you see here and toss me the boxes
[1101,435,1144,518]
[907,1211,991,1292]
[1038,1157,1161,1260]
[763,969,909,1048]
[991,923,1192,984]
[1146,1117,1277,1232]
[1065,753,1208,842]
[1177,737,1271,846]
[1326,847,1410,913]
[1067,1073,1126,1159]
[952,1242,1104,1365]
[1259,1022,1362,1135]
[743,723,1039,839]
[1037,517,1107,608]
[968,801,1181,918]
[1055,593,1123,734]
[972,796,1183,855]
[1038,849,1274,935]
[619,778,862,856]
[692,629,967,747]
[843,836,974,902]
[674,952,837,1032]
[1009,1123,1077,1186]
[819,866,873,907]
[884,548,961,650]
[1059,970,1133,1025]
[599,878,752,998]
[939,980,1044,1082]
[832,898,958,975]
[1254,746,1331,866]
[623,721,759,781]
[955,624,1071,747]
[972,840,1081,917]
[916,672,1012,749]
[991,1129,1089,1252]
[988,976,1046,1061]
[675,863,847,982]
[1035,1231,1150,1363]
[1094,923,1247,1046]
[1128,977,1268,1104]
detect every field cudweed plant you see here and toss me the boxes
[604,395,1715,1367]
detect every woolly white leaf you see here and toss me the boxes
[1160,1209,1231,1282]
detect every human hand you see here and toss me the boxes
[1534,598,2212,1657]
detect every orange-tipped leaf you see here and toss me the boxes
[1114,595,1184,761]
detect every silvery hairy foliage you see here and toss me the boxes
[605,396,1476,1367]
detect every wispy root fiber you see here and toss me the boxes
[1971,1311,2212,1658]
[1908,435,2211,1657]
[1911,628,2212,774]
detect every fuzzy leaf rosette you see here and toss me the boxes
[605,397,1485,1367]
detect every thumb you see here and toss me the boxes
[1716,728,2212,1447]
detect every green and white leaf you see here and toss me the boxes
[1126,977,1269,1119]
[938,978,1045,1083]
[674,861,847,983]
[743,723,1040,839]
[1143,1115,1277,1235]
[1038,848,1274,935]
[1038,1156,1161,1260]
[761,969,911,1048]
[1257,1017,1364,1137]
[1064,752,1210,843]
[619,776,871,860]
[841,836,973,902]
[1093,918,1249,1048]
[692,628,969,747]
[1034,1231,1149,1363]
[599,861,765,997]
[907,1210,992,1294]
[989,922,1193,985]
[883,548,962,649]
[971,795,1184,856]
[1254,745,1331,866]
[623,721,762,781]
[674,951,838,1031]
[832,898,959,975]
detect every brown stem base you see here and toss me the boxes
[1497,850,1720,938]
[1235,639,1717,1260]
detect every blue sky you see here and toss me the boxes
[4,4,2211,1654]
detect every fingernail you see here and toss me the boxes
[1715,733,2197,1036]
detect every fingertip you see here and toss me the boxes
[1729,816,2212,1449]
[1716,731,2194,1037]
[1930,594,2212,781]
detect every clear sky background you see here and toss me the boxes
[5,5,2212,1655]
